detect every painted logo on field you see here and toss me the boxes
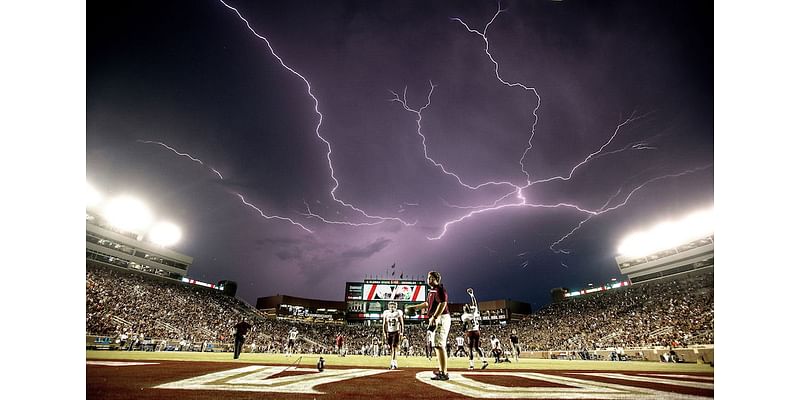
[155,366,712,398]
[155,366,391,394]
[414,371,713,399]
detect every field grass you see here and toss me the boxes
[86,350,713,373]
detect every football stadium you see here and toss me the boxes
[82,1,721,398]
[85,191,714,399]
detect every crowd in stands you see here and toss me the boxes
[506,271,714,351]
[86,262,713,356]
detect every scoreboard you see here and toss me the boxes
[345,279,427,323]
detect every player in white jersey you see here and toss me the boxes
[382,301,404,369]
[454,335,466,357]
[490,334,502,363]
[462,288,489,370]
[286,327,299,356]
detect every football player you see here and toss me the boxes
[286,326,299,357]
[490,334,502,363]
[382,301,404,369]
[509,328,521,362]
[461,303,489,370]
[455,335,466,357]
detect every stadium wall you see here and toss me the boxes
[86,333,712,364]
[521,346,713,364]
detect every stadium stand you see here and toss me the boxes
[86,262,712,359]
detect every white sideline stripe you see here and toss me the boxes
[579,373,714,390]
[638,373,714,381]
[86,361,160,366]
[415,371,711,399]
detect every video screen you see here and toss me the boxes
[362,284,425,302]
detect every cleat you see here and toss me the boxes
[431,373,450,381]
[468,366,474,370]
[481,361,488,369]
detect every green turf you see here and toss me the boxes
[86,350,713,373]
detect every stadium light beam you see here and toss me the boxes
[617,206,714,257]
[101,195,154,233]
[86,181,103,209]
[148,221,183,247]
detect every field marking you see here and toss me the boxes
[638,373,714,381]
[415,371,711,399]
[577,373,714,390]
[86,361,160,366]
[155,365,391,394]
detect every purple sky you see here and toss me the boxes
[87,0,713,309]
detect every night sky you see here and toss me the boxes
[86,0,713,309]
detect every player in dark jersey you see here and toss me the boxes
[406,270,451,381]
[335,333,345,357]
[509,329,521,362]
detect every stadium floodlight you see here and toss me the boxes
[101,195,154,233]
[147,221,182,247]
[617,231,647,257]
[617,206,714,257]
[682,209,714,241]
[86,181,103,209]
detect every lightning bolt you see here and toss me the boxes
[549,164,713,254]
[389,83,519,190]
[138,140,313,233]
[426,111,654,239]
[451,1,541,184]
[591,164,713,216]
[428,200,599,240]
[136,140,225,180]
[156,1,709,257]
[527,112,646,185]
[300,201,384,227]
[549,185,628,255]
[421,2,708,245]
[236,194,314,233]
[218,0,414,227]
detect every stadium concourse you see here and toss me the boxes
[87,262,713,356]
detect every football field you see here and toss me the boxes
[87,351,713,399]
